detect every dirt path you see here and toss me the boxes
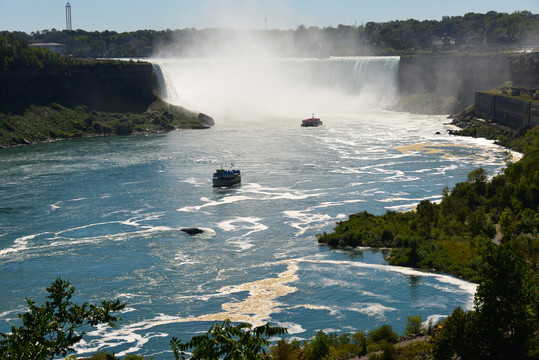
[349,334,431,360]
[492,224,502,245]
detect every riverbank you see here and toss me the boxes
[0,98,214,148]
[318,112,538,283]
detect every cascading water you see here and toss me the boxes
[152,56,400,120]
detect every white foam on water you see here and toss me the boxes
[348,303,398,319]
[311,199,366,209]
[49,201,61,210]
[74,321,169,357]
[282,210,334,236]
[384,203,420,212]
[424,314,448,327]
[69,197,89,202]
[0,308,22,321]
[377,195,432,203]
[0,233,47,257]
[174,251,196,265]
[83,258,303,355]
[301,258,476,299]
[239,183,324,201]
[227,237,255,251]
[0,218,186,261]
[290,304,340,316]
[177,195,253,212]
[217,216,267,236]
[177,184,325,213]
[185,227,216,239]
[120,307,138,314]
[180,177,203,186]
[275,321,306,335]
[358,290,394,301]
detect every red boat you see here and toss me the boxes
[301,114,323,127]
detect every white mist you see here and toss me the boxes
[152,56,400,122]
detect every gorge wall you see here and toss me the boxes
[398,52,539,110]
[0,61,157,114]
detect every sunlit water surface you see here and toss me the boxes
[0,109,514,358]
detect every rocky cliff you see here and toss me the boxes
[398,53,511,109]
[397,52,539,112]
[0,60,215,147]
[0,61,157,114]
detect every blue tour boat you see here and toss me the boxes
[212,168,241,187]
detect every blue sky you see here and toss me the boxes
[1,0,538,33]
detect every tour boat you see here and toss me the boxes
[212,168,241,187]
[301,114,323,127]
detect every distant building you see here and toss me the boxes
[29,43,67,55]
[432,34,456,51]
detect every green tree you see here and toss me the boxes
[473,243,537,359]
[404,315,424,336]
[367,325,398,344]
[170,319,287,360]
[303,330,331,360]
[432,307,477,360]
[433,244,538,359]
[0,278,126,360]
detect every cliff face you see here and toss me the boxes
[398,53,512,109]
[0,62,157,114]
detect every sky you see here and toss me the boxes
[0,0,538,33]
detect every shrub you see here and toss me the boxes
[114,121,133,135]
[368,325,398,344]
[404,315,424,336]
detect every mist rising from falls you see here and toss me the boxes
[152,56,400,121]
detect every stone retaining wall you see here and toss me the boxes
[475,91,539,129]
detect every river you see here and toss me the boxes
[0,57,511,358]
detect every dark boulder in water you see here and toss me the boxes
[181,227,204,235]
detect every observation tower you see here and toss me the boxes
[66,2,72,31]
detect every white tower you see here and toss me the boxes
[66,2,72,31]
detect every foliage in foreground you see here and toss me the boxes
[170,319,288,360]
[0,278,125,360]
[432,244,538,359]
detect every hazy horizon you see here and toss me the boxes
[1,0,537,34]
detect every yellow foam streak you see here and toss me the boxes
[147,259,300,328]
[187,259,299,325]
[395,142,472,155]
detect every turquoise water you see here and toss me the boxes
[0,110,511,358]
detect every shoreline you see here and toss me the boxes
[0,99,214,149]
[0,125,210,150]
[318,111,537,283]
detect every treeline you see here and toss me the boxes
[0,32,126,71]
[2,10,538,58]
[317,124,539,282]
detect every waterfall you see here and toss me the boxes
[151,56,400,120]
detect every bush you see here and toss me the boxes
[368,325,398,344]
[114,121,133,135]
[404,315,424,336]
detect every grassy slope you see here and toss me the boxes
[0,98,212,148]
